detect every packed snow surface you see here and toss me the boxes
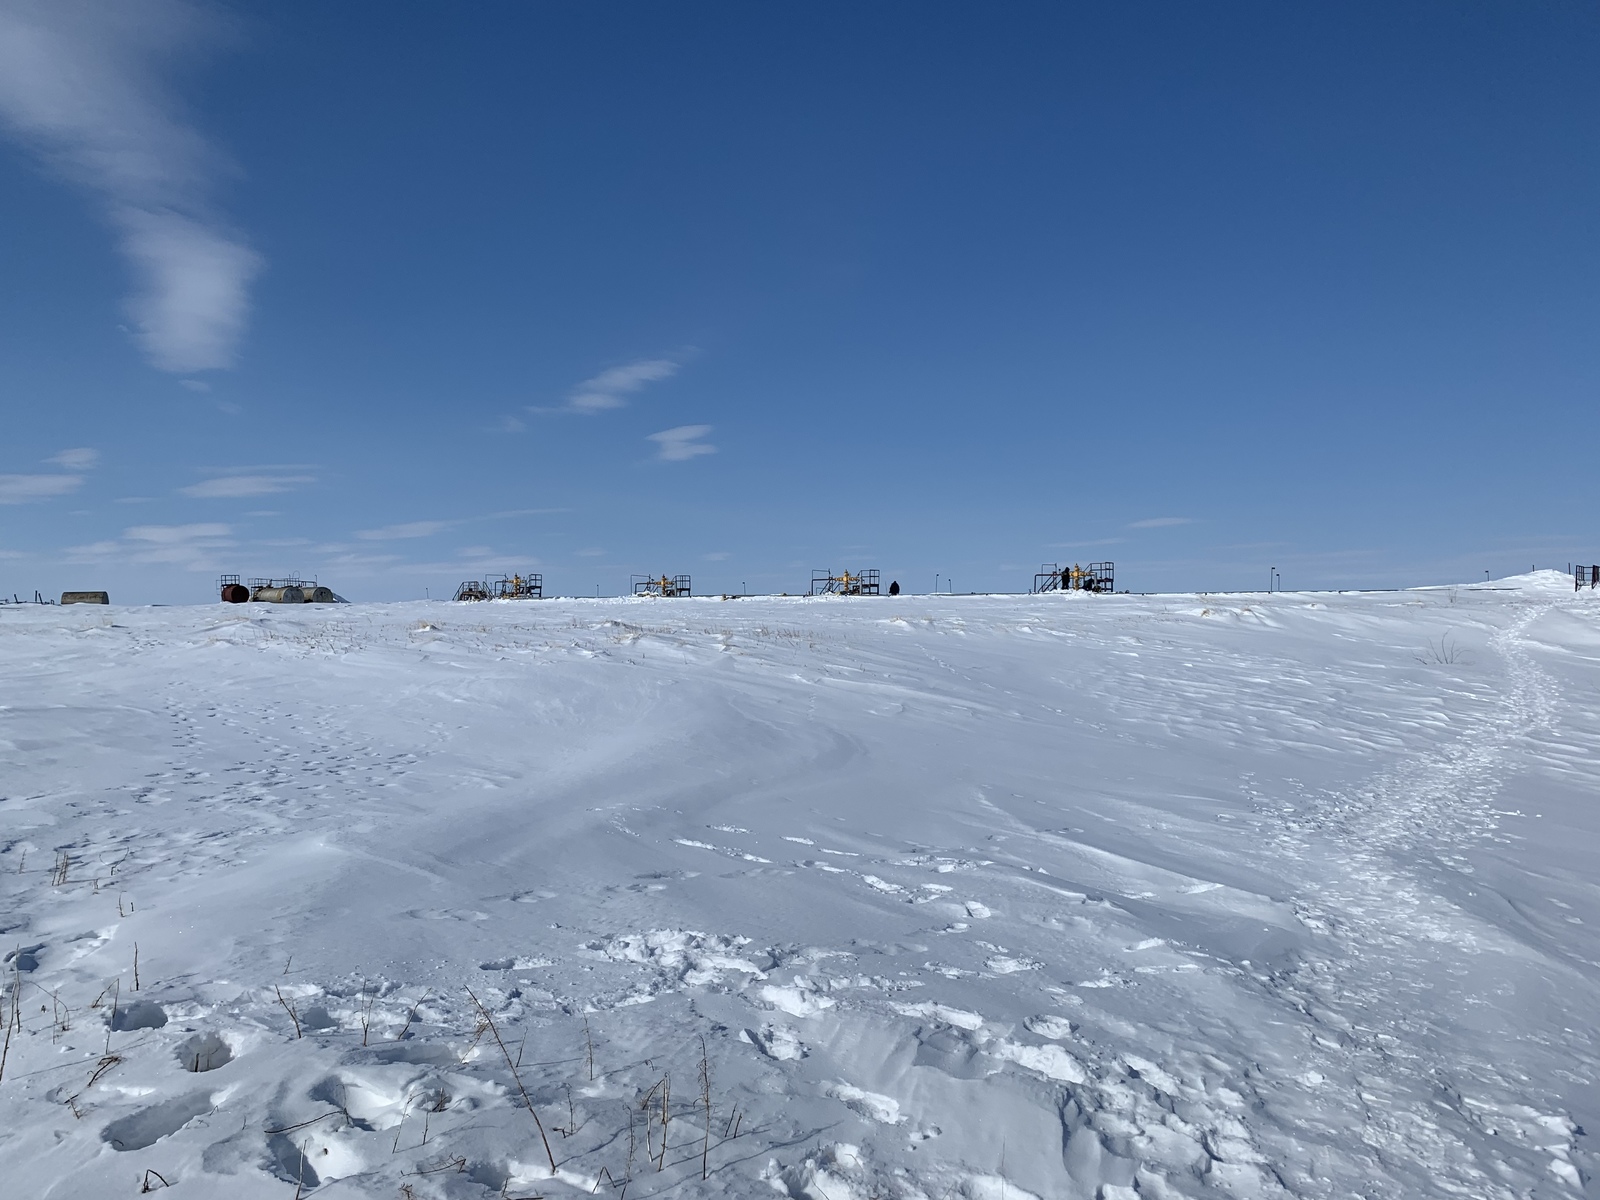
[2,573,1597,1198]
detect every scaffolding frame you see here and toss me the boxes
[1032,561,1115,594]
[452,571,544,601]
[809,569,880,596]
[632,574,692,598]
[1577,565,1600,591]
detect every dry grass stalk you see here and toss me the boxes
[638,1076,669,1170]
[274,985,303,1038]
[395,989,428,1040]
[358,982,376,1046]
[464,986,557,1173]
[698,1036,712,1181]
[104,978,120,1054]
[0,968,17,1084]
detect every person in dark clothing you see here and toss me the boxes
[888,580,900,595]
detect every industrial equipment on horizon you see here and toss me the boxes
[61,591,109,605]
[1577,565,1599,591]
[809,569,881,596]
[1032,562,1115,594]
[453,573,544,602]
[632,574,692,598]
[220,575,345,603]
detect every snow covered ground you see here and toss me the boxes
[2,573,1597,1198]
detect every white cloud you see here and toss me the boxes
[647,424,715,462]
[562,358,679,413]
[0,0,260,373]
[1129,517,1194,529]
[65,539,121,558]
[47,447,99,469]
[0,473,83,502]
[180,471,314,498]
[357,520,451,541]
[66,520,233,569]
[125,521,229,544]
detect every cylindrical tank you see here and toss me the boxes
[251,586,305,603]
[220,583,250,603]
[303,587,338,603]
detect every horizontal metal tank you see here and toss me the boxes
[251,586,305,603]
[220,583,250,603]
[303,586,338,603]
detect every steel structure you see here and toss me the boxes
[233,575,343,603]
[1578,565,1600,591]
[809,569,880,596]
[632,574,692,598]
[1032,562,1115,594]
[452,573,542,602]
[249,575,317,592]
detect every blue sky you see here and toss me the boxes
[1,1,1596,602]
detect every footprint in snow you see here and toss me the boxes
[101,1091,215,1152]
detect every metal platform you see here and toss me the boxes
[1032,561,1115,594]
[809,569,880,596]
[453,572,543,602]
[632,574,692,598]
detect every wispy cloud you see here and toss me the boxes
[357,520,452,541]
[648,424,715,462]
[0,0,260,373]
[1129,517,1195,529]
[180,467,314,498]
[68,520,232,569]
[126,521,229,544]
[552,358,679,414]
[47,447,99,469]
[0,474,83,503]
